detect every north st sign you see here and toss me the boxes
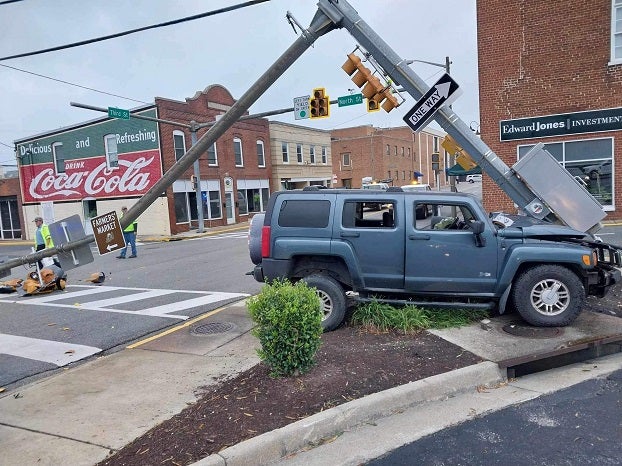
[403,73,461,132]
[91,211,126,256]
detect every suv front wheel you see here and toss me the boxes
[302,274,347,331]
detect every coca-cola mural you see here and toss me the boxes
[16,107,163,204]
[20,152,161,202]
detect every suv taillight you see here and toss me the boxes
[261,226,271,258]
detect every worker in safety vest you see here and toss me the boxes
[34,216,57,269]
[116,206,138,259]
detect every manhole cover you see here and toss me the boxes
[190,322,234,336]
[502,322,563,339]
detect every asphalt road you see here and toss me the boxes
[0,231,262,390]
[369,368,622,466]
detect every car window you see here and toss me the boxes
[415,203,477,231]
[342,201,395,228]
[278,200,330,228]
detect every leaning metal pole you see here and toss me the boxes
[0,8,336,275]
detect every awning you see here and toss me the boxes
[445,164,482,176]
[413,171,424,177]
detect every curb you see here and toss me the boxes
[140,224,249,243]
[192,361,505,466]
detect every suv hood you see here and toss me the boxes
[493,213,591,241]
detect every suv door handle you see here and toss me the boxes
[409,233,430,240]
[341,232,360,238]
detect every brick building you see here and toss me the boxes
[156,85,271,233]
[330,125,448,189]
[477,0,622,218]
[13,84,271,240]
[0,173,22,239]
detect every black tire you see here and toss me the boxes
[511,265,584,327]
[248,213,265,265]
[302,274,347,332]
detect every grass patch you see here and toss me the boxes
[351,301,489,334]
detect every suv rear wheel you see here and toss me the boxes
[302,274,347,331]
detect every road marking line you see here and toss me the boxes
[79,289,176,308]
[0,333,101,366]
[136,292,247,317]
[23,287,115,303]
[127,305,229,349]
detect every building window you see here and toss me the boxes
[401,147,405,156]
[408,147,412,157]
[309,145,316,164]
[342,153,351,167]
[402,170,406,180]
[175,189,222,224]
[282,142,289,163]
[394,145,398,155]
[296,143,303,163]
[256,140,265,167]
[234,137,243,167]
[207,143,218,166]
[386,144,390,155]
[612,0,622,61]
[237,188,269,214]
[173,131,186,162]
[52,142,65,174]
[518,137,614,209]
[321,146,327,164]
[104,134,118,169]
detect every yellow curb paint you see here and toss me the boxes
[127,306,227,349]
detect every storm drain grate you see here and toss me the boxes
[191,322,234,336]
[502,322,563,339]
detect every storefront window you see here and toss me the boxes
[174,190,222,223]
[518,138,614,209]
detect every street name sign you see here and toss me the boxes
[337,93,363,107]
[108,107,130,120]
[91,211,126,256]
[403,73,461,132]
[293,95,310,120]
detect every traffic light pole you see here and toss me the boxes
[0,8,336,275]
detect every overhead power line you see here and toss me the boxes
[0,63,150,103]
[0,0,270,61]
[0,0,26,5]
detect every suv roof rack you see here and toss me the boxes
[387,186,404,192]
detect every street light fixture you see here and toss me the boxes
[404,56,451,75]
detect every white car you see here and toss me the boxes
[466,174,482,183]
[401,184,432,219]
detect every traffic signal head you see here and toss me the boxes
[367,96,381,112]
[309,88,330,119]
[342,52,400,113]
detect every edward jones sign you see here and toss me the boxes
[499,107,622,141]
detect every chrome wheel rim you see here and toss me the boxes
[530,279,569,316]
[315,289,333,319]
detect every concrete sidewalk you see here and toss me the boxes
[2,304,622,466]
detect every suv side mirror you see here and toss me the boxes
[471,220,486,247]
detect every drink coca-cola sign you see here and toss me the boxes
[21,150,162,203]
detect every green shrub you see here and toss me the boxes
[248,279,323,377]
[351,300,489,333]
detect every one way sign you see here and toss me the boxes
[403,73,461,132]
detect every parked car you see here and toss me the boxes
[466,174,482,183]
[362,182,389,210]
[401,184,432,219]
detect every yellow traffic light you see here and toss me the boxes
[367,96,381,112]
[342,52,399,113]
[441,135,478,170]
[309,87,330,119]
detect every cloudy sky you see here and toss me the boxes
[0,0,479,167]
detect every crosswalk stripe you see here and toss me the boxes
[0,285,249,320]
[79,289,176,308]
[0,334,101,366]
[134,292,248,317]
